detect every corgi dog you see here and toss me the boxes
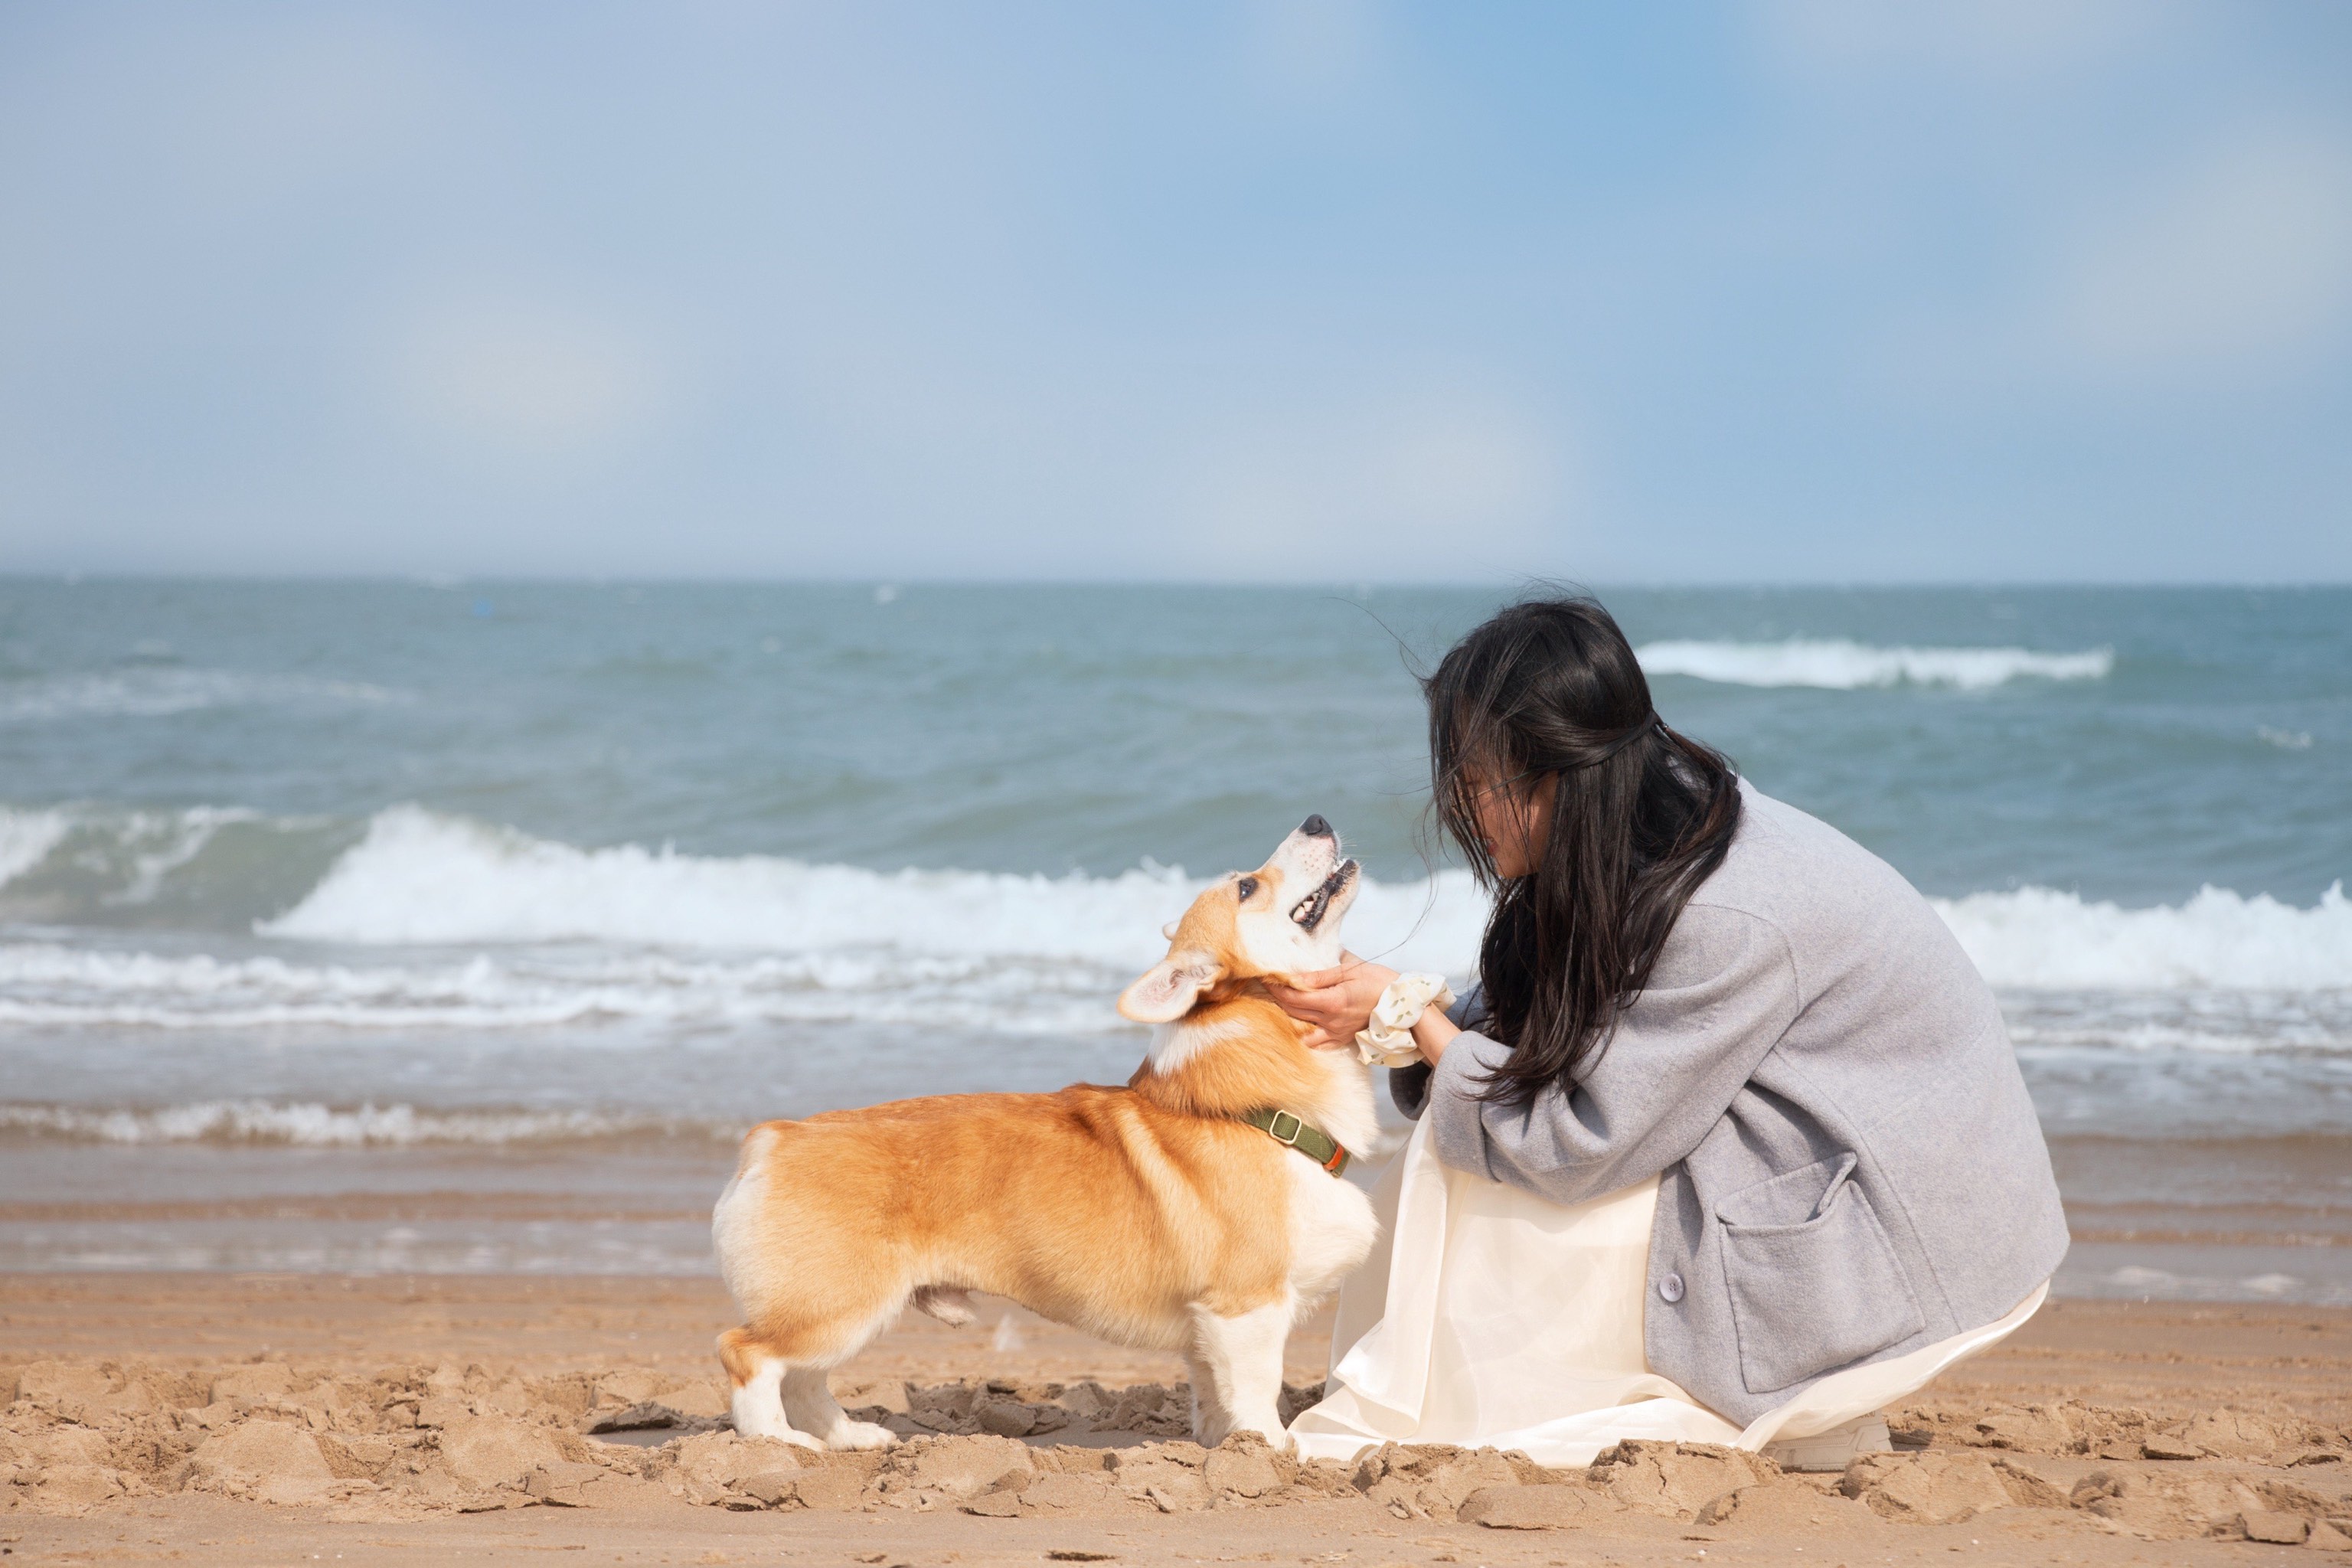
[710,815,1380,1451]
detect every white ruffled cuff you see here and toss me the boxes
[1354,972,1455,1067]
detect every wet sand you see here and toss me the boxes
[11,1130,2348,1301]
[5,1273,2350,1564]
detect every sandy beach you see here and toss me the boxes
[4,1272,2349,1565]
[8,0,2350,1543]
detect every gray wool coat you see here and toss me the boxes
[1390,780,2068,1426]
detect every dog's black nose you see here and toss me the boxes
[1299,814,1332,838]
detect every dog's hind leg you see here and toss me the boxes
[763,1299,901,1450]
[1189,1296,1294,1451]
[782,1366,896,1450]
[717,1327,821,1447]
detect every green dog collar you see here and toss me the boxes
[1242,1106,1351,1178]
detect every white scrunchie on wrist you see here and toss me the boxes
[1354,973,1456,1067]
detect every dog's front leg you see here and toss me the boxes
[1187,1297,1294,1451]
[1182,1351,1226,1446]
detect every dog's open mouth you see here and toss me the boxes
[1289,859,1358,933]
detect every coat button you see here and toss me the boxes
[1657,1272,1685,1304]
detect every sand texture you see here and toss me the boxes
[4,1275,2351,1564]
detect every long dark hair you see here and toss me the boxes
[1426,594,1743,1106]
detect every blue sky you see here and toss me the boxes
[3,2,2348,582]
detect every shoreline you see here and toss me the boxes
[7,1129,2347,1306]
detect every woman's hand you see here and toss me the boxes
[1266,954,1397,1052]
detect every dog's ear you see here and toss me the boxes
[1118,952,1223,1024]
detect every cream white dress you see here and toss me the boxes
[1289,1116,2046,1466]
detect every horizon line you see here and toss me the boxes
[4,571,2348,593]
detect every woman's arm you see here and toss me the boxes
[1268,959,1465,1112]
[1423,903,1801,1206]
[1410,1004,1461,1064]
[1387,985,1481,1120]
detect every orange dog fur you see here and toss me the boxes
[710,818,1380,1450]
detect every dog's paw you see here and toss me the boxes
[734,1414,818,1446]
[828,1418,900,1451]
[1214,1422,1295,1454]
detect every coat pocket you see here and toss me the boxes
[1717,1153,1926,1396]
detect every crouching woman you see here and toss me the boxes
[1272,596,2068,1468]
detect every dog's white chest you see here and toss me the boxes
[1285,1157,1378,1301]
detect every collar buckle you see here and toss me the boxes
[1243,1106,1350,1178]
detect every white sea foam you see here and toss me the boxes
[114,807,263,905]
[0,669,409,724]
[0,942,1133,1034]
[0,803,277,908]
[8,805,2347,1042]
[1932,883,2352,991]
[262,805,1491,972]
[2002,986,2352,1058]
[269,806,2347,988]
[0,808,70,887]
[1636,639,2114,690]
[0,1099,711,1145]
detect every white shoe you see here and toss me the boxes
[1763,1414,1893,1472]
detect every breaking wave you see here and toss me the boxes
[257,805,1488,969]
[2,805,2345,1042]
[260,807,2351,993]
[1931,883,2352,992]
[1636,639,2114,690]
[0,808,70,887]
[0,942,1140,1034]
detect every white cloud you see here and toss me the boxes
[391,295,672,463]
[2055,128,2352,374]
[1868,124,2352,398]
[1383,411,1555,521]
[1183,392,1565,574]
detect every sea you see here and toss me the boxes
[2,580,2347,1305]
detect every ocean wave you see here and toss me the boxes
[0,808,70,887]
[2007,989,2352,1064]
[260,805,1489,969]
[1932,883,2352,991]
[0,803,315,923]
[0,942,1136,1033]
[0,1099,720,1146]
[266,807,2348,991]
[1635,639,2114,690]
[0,668,410,724]
[7,805,2348,1039]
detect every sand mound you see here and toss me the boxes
[1893,1396,2347,1462]
[6,1358,2350,1544]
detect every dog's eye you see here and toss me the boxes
[1236,877,1258,900]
